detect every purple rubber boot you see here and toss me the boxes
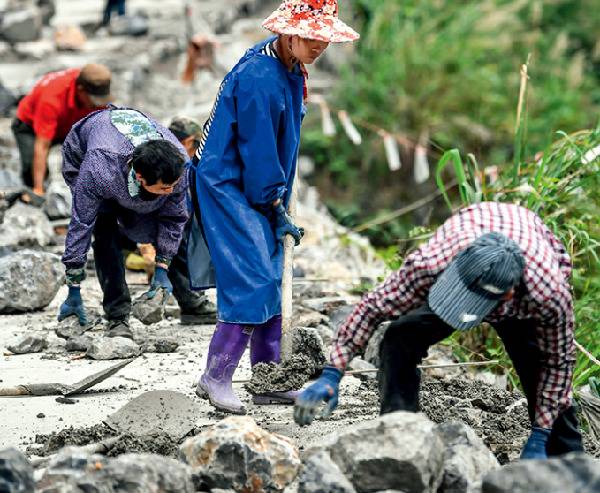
[196,322,251,414]
[250,315,300,405]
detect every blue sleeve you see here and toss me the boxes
[236,72,287,207]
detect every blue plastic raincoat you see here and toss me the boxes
[187,37,305,324]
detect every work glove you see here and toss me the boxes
[147,266,173,299]
[274,202,304,246]
[294,366,343,426]
[520,427,551,459]
[58,286,88,326]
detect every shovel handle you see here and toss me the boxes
[0,385,30,396]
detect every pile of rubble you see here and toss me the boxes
[2,412,599,493]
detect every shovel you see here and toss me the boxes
[0,358,134,397]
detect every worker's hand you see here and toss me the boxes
[274,202,304,246]
[520,427,551,459]
[58,286,88,326]
[294,366,343,426]
[147,266,173,299]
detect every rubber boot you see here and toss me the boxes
[250,315,299,405]
[196,322,251,414]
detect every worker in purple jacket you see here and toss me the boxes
[57,107,191,338]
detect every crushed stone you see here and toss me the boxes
[245,354,318,395]
[28,424,181,458]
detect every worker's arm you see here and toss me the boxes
[294,247,436,426]
[522,278,575,459]
[236,70,287,207]
[31,135,52,195]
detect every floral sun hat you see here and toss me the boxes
[262,0,360,43]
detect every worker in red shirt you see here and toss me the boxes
[11,64,113,202]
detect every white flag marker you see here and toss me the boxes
[338,110,362,145]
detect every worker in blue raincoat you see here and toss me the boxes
[187,0,359,414]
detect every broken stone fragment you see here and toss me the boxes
[0,7,43,43]
[0,447,35,493]
[481,452,599,493]
[38,447,194,492]
[86,337,140,360]
[299,450,357,493]
[65,335,94,352]
[316,411,445,493]
[141,336,179,353]
[0,250,63,314]
[301,296,353,315]
[435,421,499,493]
[132,289,167,325]
[0,202,54,247]
[7,334,47,354]
[56,316,89,339]
[180,416,301,492]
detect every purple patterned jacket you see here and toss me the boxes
[61,109,189,269]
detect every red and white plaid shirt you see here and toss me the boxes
[331,202,575,429]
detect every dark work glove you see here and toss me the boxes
[147,266,173,299]
[520,427,551,459]
[294,366,343,426]
[274,202,304,246]
[58,286,88,326]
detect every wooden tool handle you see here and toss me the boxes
[0,385,30,396]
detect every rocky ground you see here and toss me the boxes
[1,1,599,492]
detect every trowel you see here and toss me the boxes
[0,358,134,397]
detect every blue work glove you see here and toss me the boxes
[294,366,343,426]
[520,427,551,459]
[274,202,304,246]
[147,266,173,299]
[58,286,88,326]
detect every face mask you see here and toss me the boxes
[128,167,159,201]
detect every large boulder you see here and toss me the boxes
[435,421,499,493]
[37,447,194,492]
[317,411,445,493]
[179,416,301,492]
[481,453,600,493]
[0,447,35,493]
[0,202,54,247]
[0,6,42,43]
[0,250,63,313]
[298,450,357,493]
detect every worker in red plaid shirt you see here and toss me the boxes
[294,202,583,460]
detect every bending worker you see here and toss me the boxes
[188,0,359,414]
[11,64,112,201]
[57,107,207,337]
[295,202,583,460]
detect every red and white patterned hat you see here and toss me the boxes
[262,0,359,43]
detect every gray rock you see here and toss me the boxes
[435,421,499,493]
[292,327,327,376]
[66,335,94,352]
[180,416,301,492]
[364,322,390,367]
[86,336,140,360]
[0,250,63,313]
[43,184,71,219]
[0,168,21,187]
[329,305,354,331]
[481,452,600,493]
[141,336,179,353]
[299,450,356,493]
[0,202,54,247]
[132,289,167,325]
[109,14,149,36]
[7,334,47,354]
[0,447,35,493]
[44,336,67,355]
[56,316,89,339]
[38,447,194,492]
[0,7,42,43]
[318,412,445,493]
[301,297,351,315]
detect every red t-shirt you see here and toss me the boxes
[16,68,98,142]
